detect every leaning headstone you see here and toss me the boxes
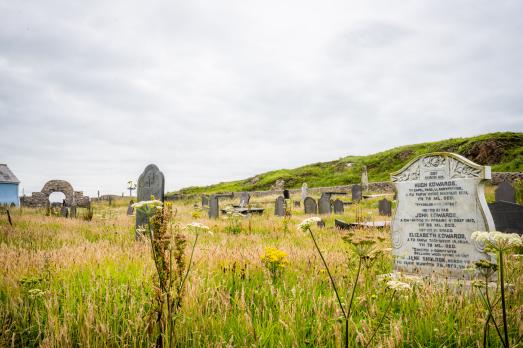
[136,164,165,238]
[304,197,317,214]
[318,193,331,215]
[391,152,494,277]
[301,183,308,201]
[208,195,219,219]
[127,201,134,215]
[488,201,523,235]
[239,192,250,207]
[352,185,362,202]
[495,181,516,203]
[333,199,344,214]
[275,196,285,216]
[60,206,68,218]
[201,195,209,207]
[378,198,392,216]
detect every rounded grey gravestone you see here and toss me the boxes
[318,193,331,215]
[351,184,362,202]
[378,198,392,216]
[275,196,285,216]
[135,164,165,239]
[304,197,317,214]
[495,181,516,203]
[333,199,344,214]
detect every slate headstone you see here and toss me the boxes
[239,192,250,207]
[136,164,165,238]
[275,196,285,216]
[333,199,344,214]
[351,185,362,202]
[208,195,219,219]
[378,198,392,216]
[318,193,331,215]
[488,201,523,235]
[202,195,209,207]
[495,181,516,203]
[283,189,290,200]
[391,152,494,277]
[301,183,308,201]
[304,197,317,214]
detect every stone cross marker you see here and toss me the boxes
[378,198,392,216]
[318,193,331,215]
[304,197,317,214]
[495,181,516,203]
[333,199,344,214]
[351,185,362,202]
[136,164,165,239]
[239,192,250,207]
[275,196,285,216]
[391,152,494,277]
[301,183,308,201]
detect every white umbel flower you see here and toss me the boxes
[297,217,322,231]
[185,222,213,235]
[471,231,523,251]
[386,280,411,292]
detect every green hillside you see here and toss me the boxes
[170,132,523,195]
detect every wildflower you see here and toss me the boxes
[298,217,322,232]
[471,231,522,251]
[261,247,288,282]
[386,280,411,292]
[185,222,213,235]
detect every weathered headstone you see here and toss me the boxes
[239,192,250,207]
[301,183,308,201]
[488,201,523,235]
[136,164,165,238]
[127,200,134,215]
[318,193,331,215]
[391,153,494,277]
[208,195,219,219]
[495,181,516,203]
[70,205,77,218]
[333,199,344,214]
[361,165,369,189]
[201,195,209,207]
[304,197,317,214]
[378,198,392,216]
[275,196,285,216]
[352,185,362,202]
[60,206,68,218]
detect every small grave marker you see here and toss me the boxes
[275,196,285,216]
[127,200,134,215]
[318,193,331,214]
[378,198,392,216]
[352,185,362,202]
[60,206,68,218]
[333,199,344,214]
[304,197,317,214]
[495,181,516,203]
[239,192,250,207]
[208,195,219,219]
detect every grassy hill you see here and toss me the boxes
[170,132,523,195]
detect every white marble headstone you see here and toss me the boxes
[391,153,494,277]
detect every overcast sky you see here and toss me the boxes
[1,0,522,197]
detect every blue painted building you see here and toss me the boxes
[0,164,20,206]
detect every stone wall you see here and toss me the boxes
[21,180,90,208]
[491,172,523,184]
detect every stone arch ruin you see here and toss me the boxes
[21,180,90,208]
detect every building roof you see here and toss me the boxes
[0,164,20,184]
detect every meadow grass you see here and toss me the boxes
[0,197,521,347]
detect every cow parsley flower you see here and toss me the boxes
[185,222,213,235]
[297,217,322,232]
[471,231,522,251]
[386,280,411,292]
